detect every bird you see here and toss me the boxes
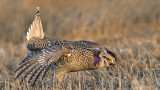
[15,7,118,88]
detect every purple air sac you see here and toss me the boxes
[94,55,101,65]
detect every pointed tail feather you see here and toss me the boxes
[26,7,44,42]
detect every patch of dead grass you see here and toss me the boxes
[0,0,160,89]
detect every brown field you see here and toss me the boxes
[0,0,160,89]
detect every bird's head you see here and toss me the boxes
[96,49,117,68]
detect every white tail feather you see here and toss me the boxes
[26,7,44,42]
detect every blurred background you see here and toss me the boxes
[0,0,160,89]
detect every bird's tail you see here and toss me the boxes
[26,7,44,42]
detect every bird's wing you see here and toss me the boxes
[15,45,70,85]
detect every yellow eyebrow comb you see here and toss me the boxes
[108,56,113,61]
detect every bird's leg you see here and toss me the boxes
[54,67,69,89]
[55,74,64,88]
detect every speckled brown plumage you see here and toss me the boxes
[15,7,118,87]
[16,40,117,85]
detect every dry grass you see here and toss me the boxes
[0,0,160,89]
